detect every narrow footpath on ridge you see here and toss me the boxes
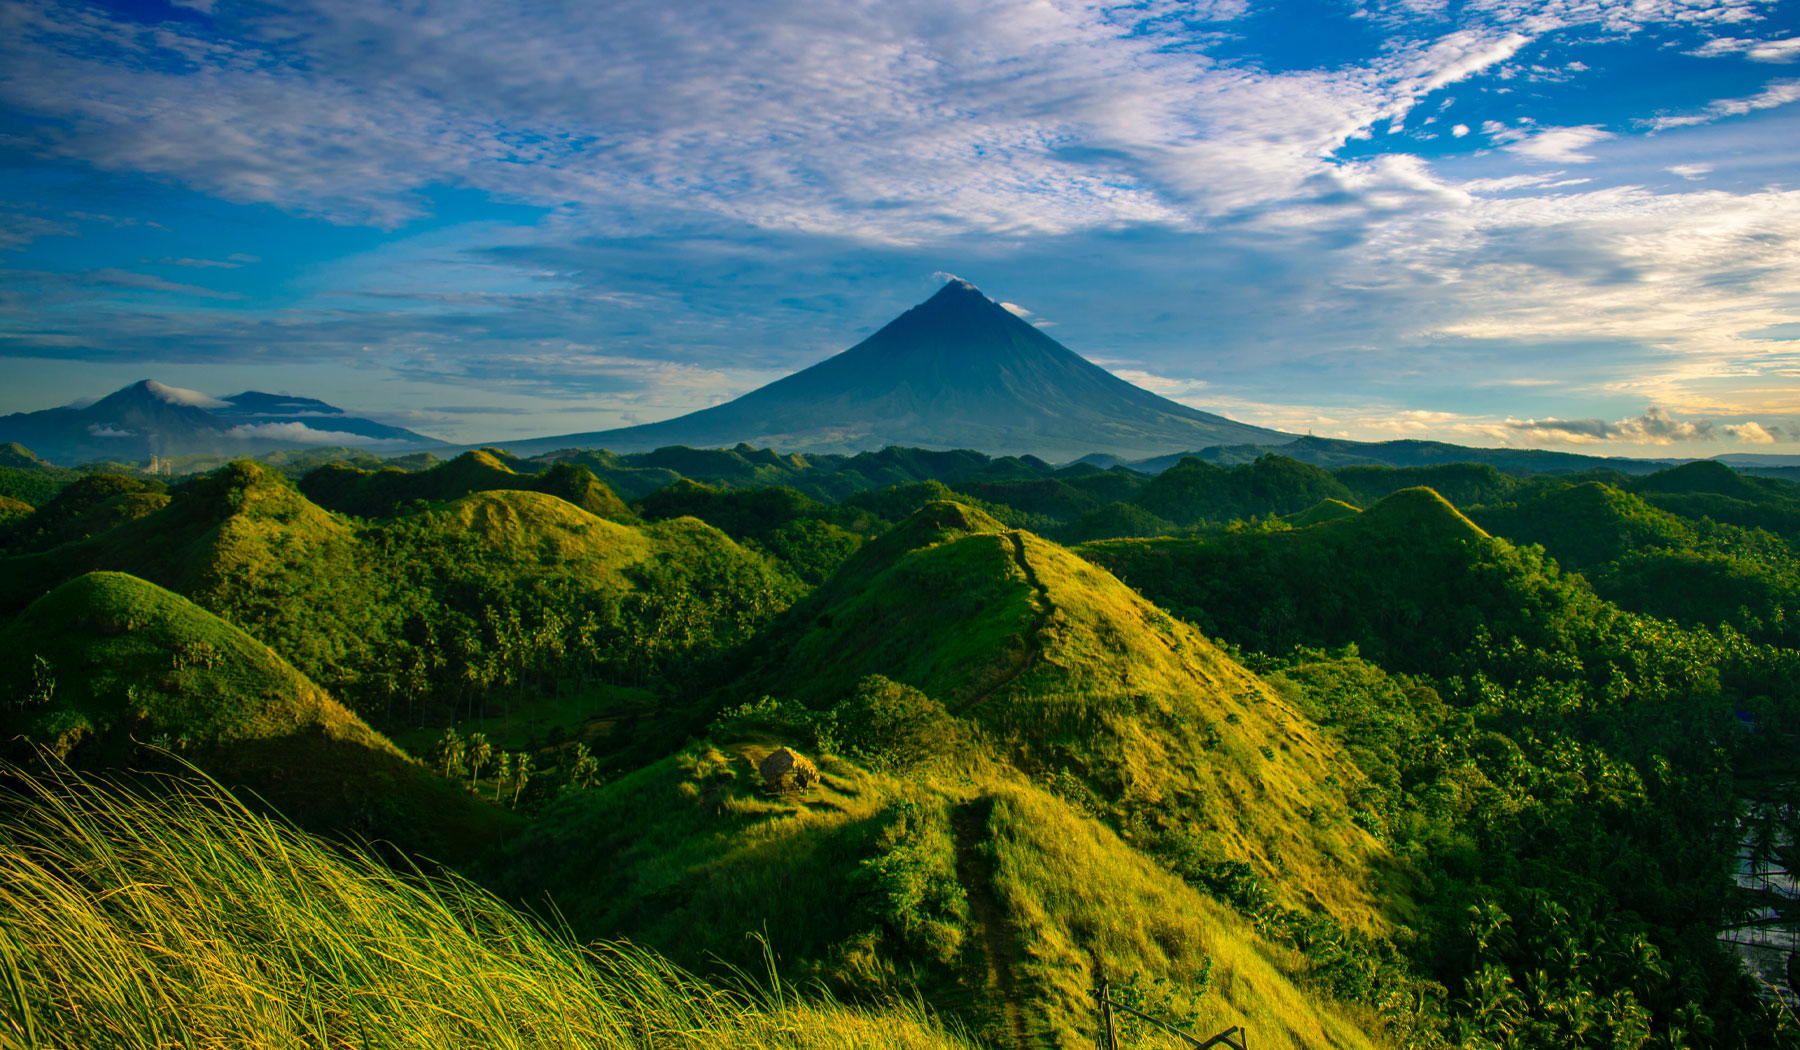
[951,796,1036,1050]
[953,532,1054,717]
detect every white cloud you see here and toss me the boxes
[144,379,228,408]
[999,301,1032,317]
[1648,78,1800,130]
[222,421,417,446]
[1667,163,1712,179]
[1451,123,1470,136]
[0,0,1606,240]
[1690,36,1800,63]
[1493,124,1613,162]
[85,423,132,437]
[1503,406,1714,445]
[1724,420,1777,442]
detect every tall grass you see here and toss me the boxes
[0,761,969,1050]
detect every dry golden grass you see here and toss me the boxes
[0,760,974,1050]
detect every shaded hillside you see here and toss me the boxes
[1627,459,1800,539]
[1132,456,1354,526]
[1,472,168,553]
[634,480,880,585]
[0,572,517,861]
[1469,480,1800,645]
[301,449,635,522]
[1080,487,1602,683]
[488,280,1290,461]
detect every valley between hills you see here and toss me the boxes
[4,432,1800,1049]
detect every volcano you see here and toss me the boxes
[500,279,1291,461]
[0,381,437,465]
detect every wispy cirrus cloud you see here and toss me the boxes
[1690,36,1800,63]
[1647,77,1800,129]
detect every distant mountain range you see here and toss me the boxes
[487,279,1293,462]
[0,381,437,465]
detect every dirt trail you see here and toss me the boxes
[952,797,1034,1050]
[953,532,1054,716]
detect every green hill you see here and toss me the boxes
[1061,500,1179,542]
[1132,455,1356,527]
[1469,479,1800,644]
[634,479,879,585]
[740,502,1393,933]
[0,493,32,528]
[1,460,798,731]
[1285,498,1360,527]
[2,472,168,553]
[1470,481,1689,570]
[1079,486,1603,681]
[1331,462,1523,509]
[1,571,384,755]
[299,449,636,521]
[1621,460,1800,539]
[496,732,1390,1050]
[0,571,518,861]
[1632,459,1765,501]
[0,443,82,508]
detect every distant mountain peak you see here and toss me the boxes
[0,380,438,464]
[484,281,1294,461]
[931,276,984,297]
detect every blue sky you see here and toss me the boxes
[2,0,1798,455]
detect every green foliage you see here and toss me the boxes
[2,472,167,552]
[1334,462,1523,509]
[850,794,969,966]
[826,675,971,772]
[11,449,1800,1050]
[635,479,877,584]
[710,695,833,748]
[1132,454,1356,527]
[1089,488,1800,1048]
[747,502,1391,933]
[300,449,636,522]
[1062,500,1181,542]
[0,571,386,756]
[1,461,800,730]
[1469,479,1800,646]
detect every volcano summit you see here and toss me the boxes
[501,279,1291,461]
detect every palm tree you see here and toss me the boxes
[493,752,511,804]
[511,753,535,810]
[435,728,465,779]
[466,732,492,791]
[568,742,599,790]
